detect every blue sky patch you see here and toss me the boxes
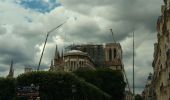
[18,0,61,13]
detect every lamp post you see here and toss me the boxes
[132,31,135,100]
[37,20,68,71]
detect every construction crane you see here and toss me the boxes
[110,29,116,43]
[110,28,132,93]
[37,20,68,71]
[123,66,132,93]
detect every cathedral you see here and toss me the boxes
[49,42,124,72]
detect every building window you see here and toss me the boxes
[169,72,170,80]
[79,61,81,67]
[109,48,112,61]
[114,48,117,58]
[71,61,73,67]
[73,61,75,68]
[160,83,163,91]
[166,49,170,58]
[160,65,162,70]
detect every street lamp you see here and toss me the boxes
[37,20,68,71]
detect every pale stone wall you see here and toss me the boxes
[151,0,170,99]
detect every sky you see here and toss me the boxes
[0,0,164,94]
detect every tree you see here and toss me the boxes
[74,68,126,100]
[0,78,16,100]
[16,71,111,100]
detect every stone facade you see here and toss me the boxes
[104,43,123,70]
[65,44,104,67]
[49,45,95,72]
[50,43,124,72]
[150,0,170,99]
[65,43,123,70]
[63,50,95,72]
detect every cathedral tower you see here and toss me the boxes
[104,43,123,70]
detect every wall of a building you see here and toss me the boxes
[151,0,170,99]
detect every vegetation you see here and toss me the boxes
[0,77,16,100]
[74,68,126,100]
[0,68,126,100]
[16,71,111,100]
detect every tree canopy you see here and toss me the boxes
[74,68,126,100]
[0,78,16,100]
[16,71,111,100]
[0,68,126,100]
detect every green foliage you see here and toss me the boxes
[17,71,111,100]
[0,77,16,100]
[74,68,126,100]
[0,68,125,100]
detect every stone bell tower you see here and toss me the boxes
[104,43,123,70]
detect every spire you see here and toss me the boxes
[7,60,14,78]
[50,60,53,71]
[54,45,60,59]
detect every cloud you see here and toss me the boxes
[0,26,6,35]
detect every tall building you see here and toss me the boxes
[150,0,170,99]
[7,60,14,78]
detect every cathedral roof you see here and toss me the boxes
[65,50,87,56]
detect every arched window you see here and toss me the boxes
[109,48,112,61]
